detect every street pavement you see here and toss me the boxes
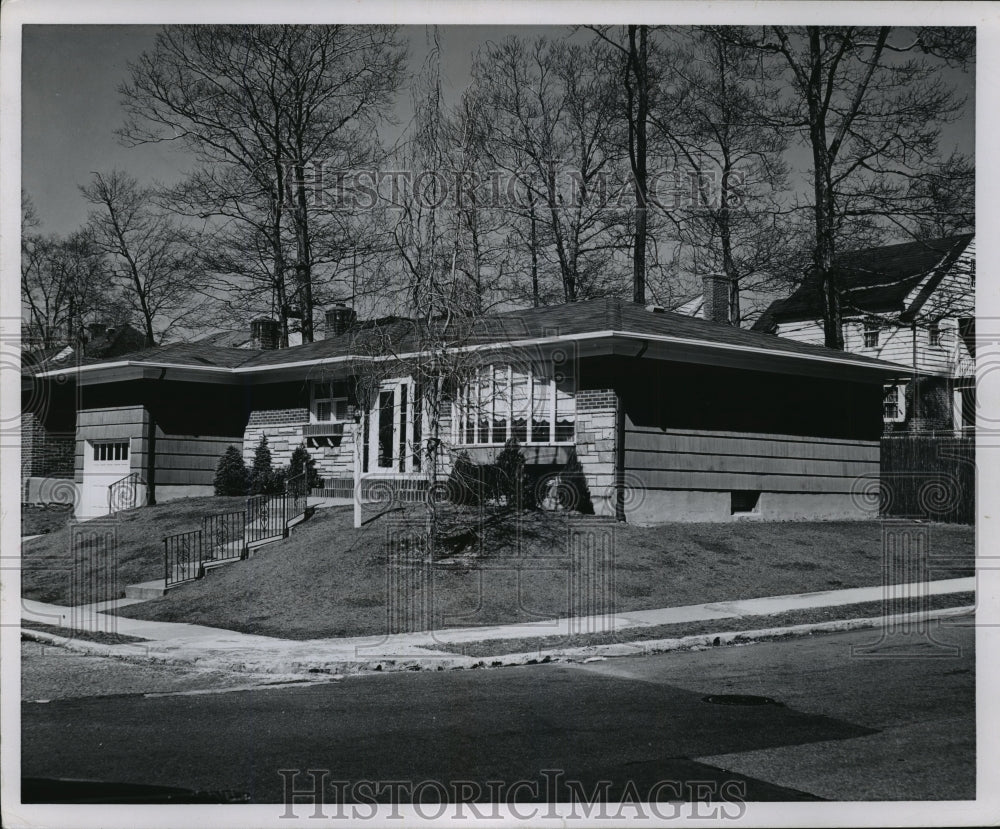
[20,620,974,804]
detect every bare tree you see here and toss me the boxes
[654,27,794,325]
[471,36,627,303]
[81,170,200,346]
[119,24,406,344]
[21,230,109,349]
[745,25,972,349]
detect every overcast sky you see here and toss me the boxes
[22,24,975,239]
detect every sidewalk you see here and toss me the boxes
[21,577,975,676]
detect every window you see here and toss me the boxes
[928,321,942,346]
[312,381,349,423]
[883,384,905,423]
[455,364,575,445]
[731,491,761,515]
[92,441,129,462]
[863,321,880,348]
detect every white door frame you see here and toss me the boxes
[367,377,415,474]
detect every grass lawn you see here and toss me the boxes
[116,503,975,640]
[21,496,249,605]
[422,592,977,657]
[21,504,75,537]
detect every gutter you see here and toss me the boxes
[35,330,914,382]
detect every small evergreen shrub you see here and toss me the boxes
[495,437,535,509]
[288,444,322,495]
[248,435,285,495]
[213,445,248,496]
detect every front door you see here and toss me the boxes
[79,439,132,518]
[366,379,416,473]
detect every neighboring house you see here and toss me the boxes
[21,322,148,501]
[672,273,788,329]
[753,234,975,434]
[27,297,908,524]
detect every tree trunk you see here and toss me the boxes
[529,202,540,307]
[292,162,314,343]
[805,28,844,350]
[628,25,649,305]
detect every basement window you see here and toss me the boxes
[731,490,761,515]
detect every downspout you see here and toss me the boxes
[146,368,165,505]
[911,320,919,429]
[616,340,648,522]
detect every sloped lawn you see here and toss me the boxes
[115,505,975,640]
[21,496,249,604]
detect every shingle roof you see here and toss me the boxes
[753,234,974,332]
[38,297,905,376]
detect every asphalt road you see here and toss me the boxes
[20,620,974,805]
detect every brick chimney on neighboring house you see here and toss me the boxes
[702,273,732,325]
[325,304,358,338]
[250,318,280,350]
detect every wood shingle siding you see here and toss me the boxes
[624,426,879,494]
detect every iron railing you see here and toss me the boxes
[164,530,203,588]
[202,510,247,563]
[286,472,308,524]
[108,472,145,514]
[246,493,287,545]
[163,484,313,588]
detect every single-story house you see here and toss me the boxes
[26,297,910,524]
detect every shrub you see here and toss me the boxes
[495,437,535,510]
[213,445,248,496]
[248,435,285,495]
[288,444,322,495]
[447,451,482,506]
[546,455,594,515]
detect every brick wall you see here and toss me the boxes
[574,389,618,517]
[22,410,75,479]
[577,390,617,412]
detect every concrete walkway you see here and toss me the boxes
[21,576,975,675]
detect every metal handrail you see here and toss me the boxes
[163,529,203,588]
[107,472,146,514]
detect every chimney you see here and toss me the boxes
[325,304,358,338]
[87,322,107,341]
[702,273,731,325]
[250,318,280,350]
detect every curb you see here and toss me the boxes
[21,605,974,677]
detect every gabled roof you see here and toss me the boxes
[35,297,911,383]
[22,323,149,376]
[753,233,974,332]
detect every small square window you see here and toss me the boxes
[731,491,761,515]
[929,322,942,346]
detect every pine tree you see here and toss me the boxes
[249,434,276,495]
[213,445,248,496]
[288,444,321,495]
